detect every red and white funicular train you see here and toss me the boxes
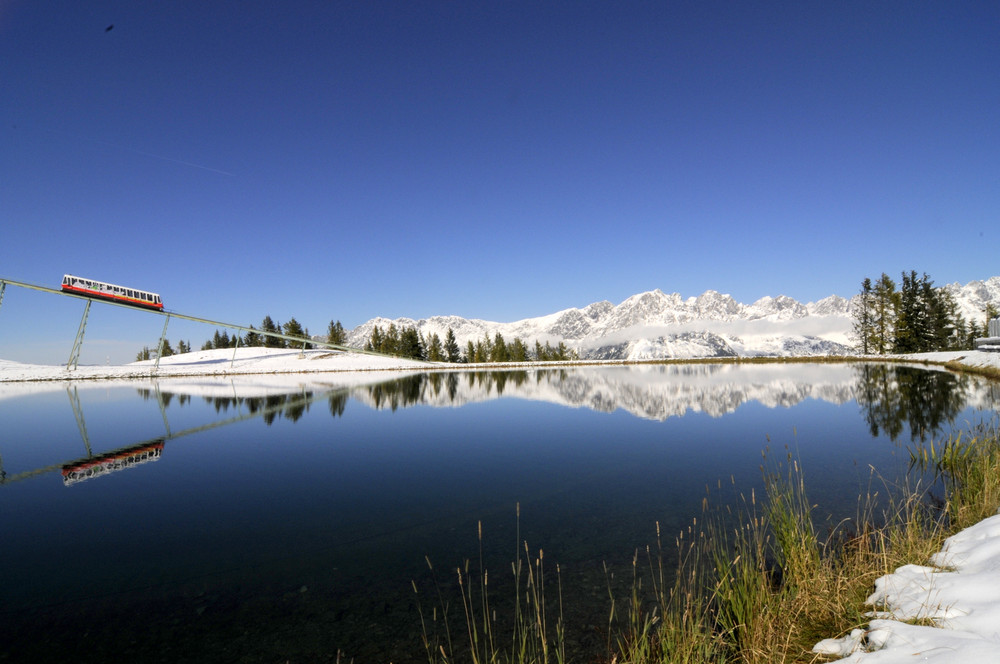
[61,274,163,311]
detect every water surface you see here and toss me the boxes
[0,363,994,662]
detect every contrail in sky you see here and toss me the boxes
[26,125,236,176]
[104,141,237,177]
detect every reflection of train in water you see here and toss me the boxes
[61,274,163,311]
[61,441,165,486]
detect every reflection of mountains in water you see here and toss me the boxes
[146,364,995,432]
[352,364,861,420]
[145,365,859,421]
[143,365,861,421]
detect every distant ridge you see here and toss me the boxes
[346,277,1000,360]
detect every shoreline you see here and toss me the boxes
[2,348,999,384]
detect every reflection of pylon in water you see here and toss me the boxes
[0,383,341,487]
[68,385,92,457]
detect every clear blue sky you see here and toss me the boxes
[2,2,998,363]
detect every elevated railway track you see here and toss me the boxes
[0,276,379,369]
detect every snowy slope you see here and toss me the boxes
[942,277,1000,326]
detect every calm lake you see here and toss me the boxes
[1,363,996,662]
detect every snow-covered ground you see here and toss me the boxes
[0,346,430,383]
[807,352,1000,663]
[815,511,1000,662]
[2,347,998,384]
[899,349,1000,372]
[2,348,1000,661]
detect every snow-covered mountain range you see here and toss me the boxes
[345,277,1000,361]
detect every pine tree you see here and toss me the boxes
[894,271,952,353]
[509,337,529,362]
[261,316,283,348]
[444,327,461,363]
[284,317,310,348]
[930,287,960,350]
[465,340,476,363]
[243,326,261,347]
[383,323,400,355]
[366,325,384,353]
[327,320,347,346]
[426,333,444,361]
[474,335,492,363]
[490,332,509,362]
[872,273,897,355]
[852,277,874,354]
[399,326,424,359]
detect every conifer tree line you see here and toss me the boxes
[852,270,997,354]
[364,324,578,363]
[137,315,346,360]
[199,315,318,351]
[136,339,191,361]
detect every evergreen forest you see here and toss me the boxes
[136,315,328,361]
[363,323,578,363]
[852,270,997,354]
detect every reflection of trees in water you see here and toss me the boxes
[137,388,325,425]
[367,375,426,410]
[365,371,546,409]
[133,369,595,423]
[328,392,347,418]
[369,370,577,408]
[213,393,316,424]
[854,364,970,442]
[137,390,191,408]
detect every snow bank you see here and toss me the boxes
[899,350,1000,372]
[815,510,1000,663]
[3,348,997,384]
[0,347,429,383]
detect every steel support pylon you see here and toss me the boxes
[67,299,92,370]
